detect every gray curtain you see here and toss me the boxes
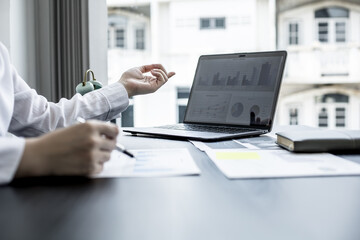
[35,0,89,102]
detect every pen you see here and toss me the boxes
[76,117,135,158]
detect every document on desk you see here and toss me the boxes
[190,135,281,152]
[206,149,360,179]
[94,148,200,178]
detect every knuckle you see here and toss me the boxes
[86,136,98,148]
[82,122,96,134]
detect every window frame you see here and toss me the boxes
[135,28,145,50]
[200,17,226,30]
[288,21,300,45]
[315,18,348,44]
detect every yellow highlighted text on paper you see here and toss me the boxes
[216,152,261,160]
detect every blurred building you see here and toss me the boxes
[107,0,276,127]
[276,0,360,129]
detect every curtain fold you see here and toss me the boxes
[36,0,89,102]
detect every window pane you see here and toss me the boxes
[177,87,190,99]
[215,18,225,28]
[136,29,145,50]
[318,108,328,127]
[321,93,349,103]
[336,22,346,42]
[108,29,111,48]
[116,29,125,48]
[336,107,346,127]
[289,23,299,45]
[315,7,349,18]
[318,22,328,42]
[200,18,210,29]
[121,105,134,127]
[289,108,298,125]
[178,105,187,123]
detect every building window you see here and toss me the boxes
[335,22,346,42]
[316,93,348,128]
[318,22,328,43]
[288,22,299,45]
[135,29,145,50]
[200,17,226,29]
[121,100,134,127]
[115,29,125,48]
[177,87,190,123]
[335,107,346,127]
[315,7,348,44]
[318,107,328,127]
[315,7,349,18]
[289,108,298,125]
[107,29,111,48]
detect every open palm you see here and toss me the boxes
[119,64,175,97]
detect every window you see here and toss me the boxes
[318,22,328,43]
[316,93,348,128]
[318,108,328,127]
[335,22,346,42]
[135,29,145,50]
[288,22,299,45]
[177,88,190,123]
[335,107,346,127]
[107,29,111,48]
[315,7,349,44]
[115,29,125,48]
[121,99,134,127]
[200,17,226,29]
[289,108,298,125]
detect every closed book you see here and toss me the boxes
[276,129,360,152]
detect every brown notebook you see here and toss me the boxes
[276,129,360,152]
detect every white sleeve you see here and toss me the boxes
[9,66,129,137]
[0,137,25,184]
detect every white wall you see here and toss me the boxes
[0,0,10,48]
[0,0,36,88]
[9,0,37,88]
[89,0,109,86]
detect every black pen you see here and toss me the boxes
[115,143,135,158]
[76,117,135,158]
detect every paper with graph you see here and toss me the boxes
[94,148,200,178]
[206,149,360,179]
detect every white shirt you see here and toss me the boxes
[0,42,129,184]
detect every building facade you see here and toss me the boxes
[107,0,276,127]
[276,0,360,129]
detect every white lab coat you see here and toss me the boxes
[0,42,129,184]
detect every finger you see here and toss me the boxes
[91,122,119,139]
[92,163,104,175]
[168,72,176,78]
[98,138,117,152]
[151,69,167,83]
[140,64,167,75]
[98,151,112,163]
[150,70,166,85]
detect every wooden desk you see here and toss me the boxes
[1,134,360,240]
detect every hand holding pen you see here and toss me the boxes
[76,117,135,158]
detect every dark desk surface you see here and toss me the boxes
[1,132,360,240]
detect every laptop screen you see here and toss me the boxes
[184,51,286,129]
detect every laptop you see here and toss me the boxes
[123,51,287,141]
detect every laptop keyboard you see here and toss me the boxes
[157,124,258,134]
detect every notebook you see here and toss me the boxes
[123,51,287,141]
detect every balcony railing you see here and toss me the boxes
[283,44,360,84]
